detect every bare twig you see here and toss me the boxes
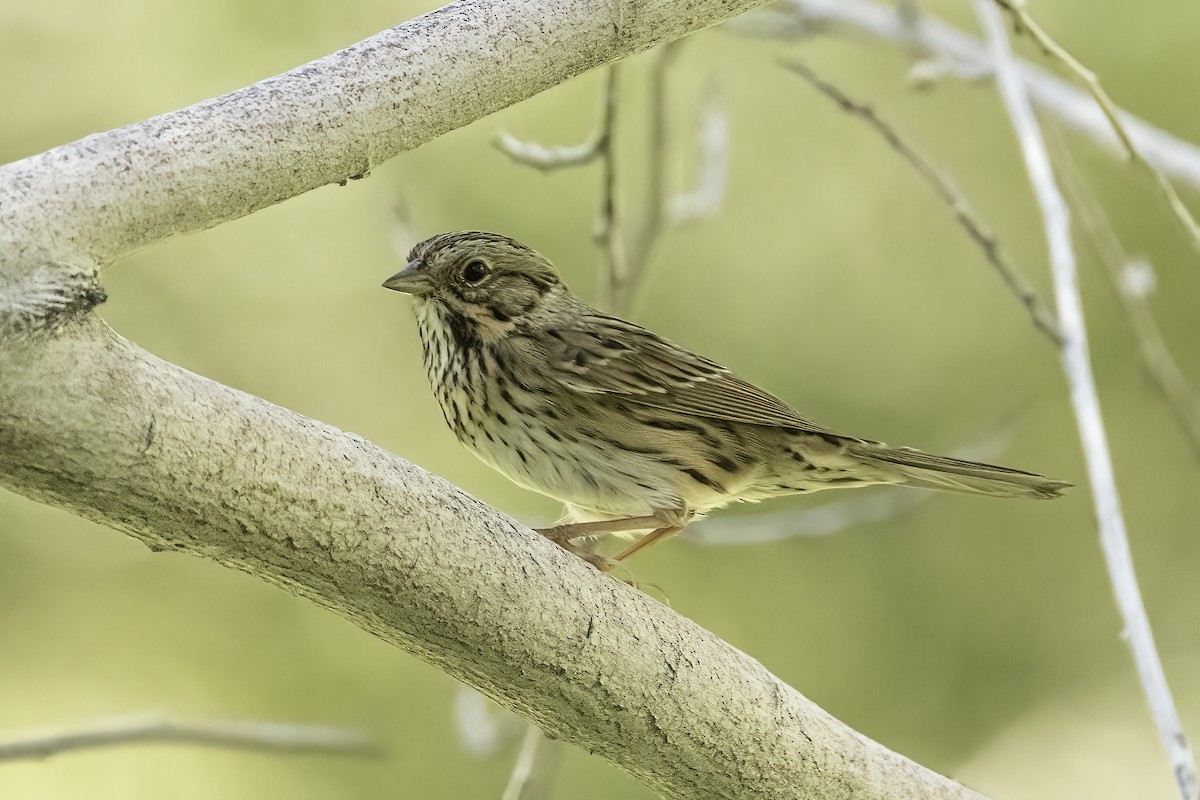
[975,3,1198,799]
[731,0,1200,192]
[1049,127,1200,461]
[596,66,631,311]
[494,41,722,317]
[618,40,688,310]
[783,59,1062,343]
[454,687,523,757]
[990,0,1200,253]
[490,66,628,312]
[501,725,563,800]
[668,96,729,225]
[492,131,604,171]
[0,713,378,762]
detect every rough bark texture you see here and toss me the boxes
[0,0,988,797]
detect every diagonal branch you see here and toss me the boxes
[0,713,378,762]
[0,316,985,800]
[974,3,1198,799]
[501,725,562,800]
[783,59,1062,343]
[0,0,776,335]
[733,0,1200,192]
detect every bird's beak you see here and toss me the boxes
[382,260,433,296]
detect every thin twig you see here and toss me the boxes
[620,39,688,310]
[668,95,729,226]
[975,4,1198,800]
[492,131,604,171]
[454,686,522,757]
[1048,126,1200,462]
[990,0,1200,254]
[631,41,678,269]
[501,725,562,800]
[783,59,1062,343]
[730,0,1200,192]
[0,713,379,762]
[493,42,722,317]
[596,66,631,312]
[489,67,627,310]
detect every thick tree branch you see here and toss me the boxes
[0,0,770,334]
[0,316,984,799]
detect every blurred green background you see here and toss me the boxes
[3,0,1200,797]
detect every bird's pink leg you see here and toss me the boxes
[536,515,665,545]
[614,526,683,562]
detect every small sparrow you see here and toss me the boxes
[384,231,1068,566]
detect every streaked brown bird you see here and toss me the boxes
[384,231,1068,567]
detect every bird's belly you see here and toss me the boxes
[462,419,683,517]
[461,420,772,527]
[431,362,764,519]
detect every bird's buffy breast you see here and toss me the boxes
[414,305,758,518]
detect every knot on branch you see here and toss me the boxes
[0,261,106,338]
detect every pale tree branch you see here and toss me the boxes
[782,59,1062,343]
[667,95,729,227]
[492,132,604,171]
[974,3,1199,799]
[689,487,929,545]
[0,713,377,762]
[0,0,988,797]
[0,316,987,800]
[732,0,1200,192]
[0,0,771,335]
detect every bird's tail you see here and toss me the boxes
[847,442,1071,499]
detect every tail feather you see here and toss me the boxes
[849,443,1071,500]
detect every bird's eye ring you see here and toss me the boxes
[462,260,489,284]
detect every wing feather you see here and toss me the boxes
[543,312,839,436]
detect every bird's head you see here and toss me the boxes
[383,231,564,337]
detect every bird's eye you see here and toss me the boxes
[462,260,489,284]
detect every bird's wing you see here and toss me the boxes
[542,312,840,436]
